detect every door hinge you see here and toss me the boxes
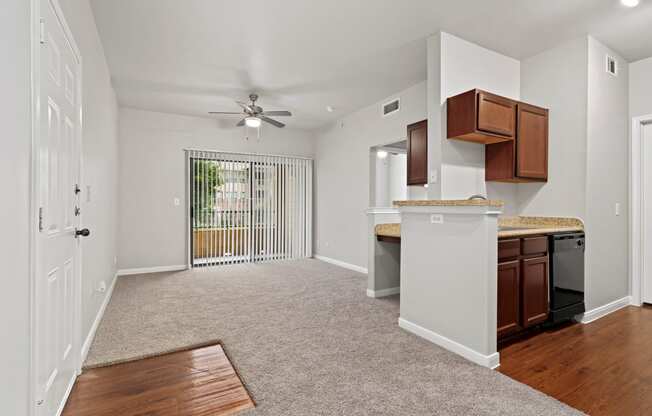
[39,18,45,44]
[38,207,44,232]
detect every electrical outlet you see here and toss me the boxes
[429,170,438,184]
[97,281,106,293]
[430,214,444,224]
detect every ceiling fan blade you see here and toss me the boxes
[259,115,285,128]
[261,110,292,117]
[208,111,243,115]
[236,118,246,127]
[236,101,253,113]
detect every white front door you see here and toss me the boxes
[644,122,652,304]
[35,0,82,414]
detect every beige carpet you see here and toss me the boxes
[85,259,582,415]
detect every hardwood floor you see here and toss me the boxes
[499,306,652,416]
[63,344,254,416]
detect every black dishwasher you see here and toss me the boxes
[548,232,585,323]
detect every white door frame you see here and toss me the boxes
[630,114,652,306]
[29,0,84,414]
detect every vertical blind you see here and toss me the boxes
[187,149,313,267]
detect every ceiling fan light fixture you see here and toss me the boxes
[245,116,261,128]
[621,0,639,7]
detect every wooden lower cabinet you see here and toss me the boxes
[497,260,521,338]
[521,256,549,327]
[497,237,549,340]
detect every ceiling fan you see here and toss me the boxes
[209,93,292,128]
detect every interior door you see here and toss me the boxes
[35,0,82,413]
[643,123,652,304]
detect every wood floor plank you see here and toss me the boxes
[500,306,652,416]
[62,344,254,416]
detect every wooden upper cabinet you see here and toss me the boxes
[516,103,548,179]
[447,89,516,144]
[407,120,428,185]
[477,92,517,137]
[485,101,549,183]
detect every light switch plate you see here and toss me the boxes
[174,197,181,206]
[615,202,621,216]
[430,214,444,224]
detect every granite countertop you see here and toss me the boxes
[375,216,584,239]
[393,199,505,208]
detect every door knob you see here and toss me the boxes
[75,228,90,238]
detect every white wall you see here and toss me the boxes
[630,56,652,118]
[372,152,407,207]
[314,81,427,268]
[58,0,120,343]
[389,153,408,202]
[518,37,589,217]
[118,108,315,270]
[428,33,521,212]
[584,37,629,310]
[1,1,31,414]
[518,36,630,311]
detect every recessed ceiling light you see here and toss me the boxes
[326,106,335,113]
[245,117,261,128]
[621,0,640,7]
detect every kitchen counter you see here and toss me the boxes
[393,199,504,208]
[376,216,584,240]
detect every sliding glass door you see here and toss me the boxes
[187,150,312,267]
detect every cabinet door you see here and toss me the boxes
[516,103,548,179]
[497,260,521,338]
[521,256,549,327]
[407,120,428,185]
[477,91,516,138]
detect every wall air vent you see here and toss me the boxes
[382,98,400,116]
[606,55,618,76]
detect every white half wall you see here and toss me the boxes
[1,1,31,414]
[314,81,427,269]
[429,32,521,212]
[58,0,120,345]
[117,108,315,270]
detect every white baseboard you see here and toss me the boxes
[117,264,187,276]
[55,373,77,416]
[367,287,400,298]
[578,296,632,324]
[313,255,368,274]
[80,272,118,364]
[398,317,500,369]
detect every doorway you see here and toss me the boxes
[32,0,84,414]
[187,150,313,267]
[632,116,652,306]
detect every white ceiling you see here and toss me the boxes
[90,0,652,129]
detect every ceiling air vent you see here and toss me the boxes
[606,55,618,76]
[382,98,400,116]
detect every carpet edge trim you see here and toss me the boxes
[82,338,223,370]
